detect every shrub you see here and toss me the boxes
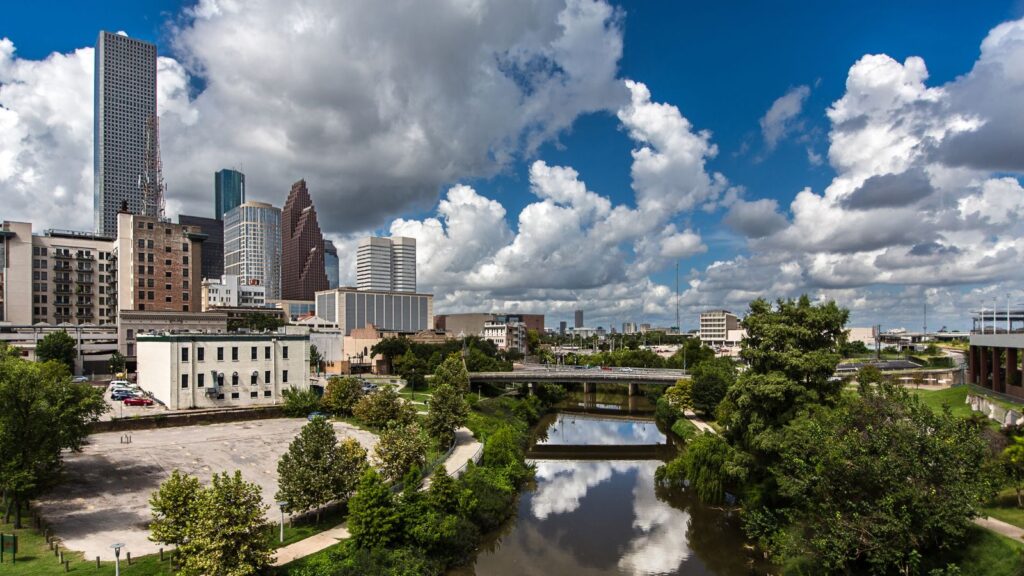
[353,384,416,429]
[282,386,322,417]
[322,376,364,416]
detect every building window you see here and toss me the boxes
[183,304,189,312]
[283,346,288,359]
[217,393,224,400]
[264,346,270,359]
[231,392,239,399]
[282,370,288,383]
[181,348,189,362]
[197,347,204,361]
[264,370,271,383]
[251,347,257,360]
[183,256,189,265]
[231,347,238,361]
[250,372,258,385]
[217,347,224,361]
[197,373,205,388]
[138,290,145,301]
[181,374,189,388]
[232,373,239,386]
[165,259,171,266]
[264,390,272,397]
[147,291,154,300]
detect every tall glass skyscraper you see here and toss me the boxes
[224,201,281,300]
[94,31,157,236]
[324,240,340,289]
[214,169,246,220]
[356,236,416,292]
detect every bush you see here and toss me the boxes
[457,463,517,531]
[323,376,364,416]
[655,396,681,428]
[690,358,736,417]
[282,386,322,417]
[353,384,416,429]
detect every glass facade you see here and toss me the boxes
[214,169,246,221]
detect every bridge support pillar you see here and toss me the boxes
[628,382,639,396]
[528,382,534,396]
[583,382,595,394]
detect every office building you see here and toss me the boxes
[574,309,584,329]
[0,221,116,325]
[622,322,637,334]
[699,310,740,346]
[136,331,309,409]
[177,215,223,280]
[94,31,157,236]
[118,309,227,357]
[114,212,205,314]
[324,240,339,289]
[224,201,281,300]
[559,321,567,335]
[483,320,528,353]
[315,287,433,336]
[434,313,544,338]
[214,169,246,220]
[356,236,417,293]
[202,274,267,310]
[281,180,329,300]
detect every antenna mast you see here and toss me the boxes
[675,261,680,334]
[139,115,167,221]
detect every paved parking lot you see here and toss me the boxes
[35,418,377,560]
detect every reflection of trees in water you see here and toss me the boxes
[655,483,770,575]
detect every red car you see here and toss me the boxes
[123,397,154,406]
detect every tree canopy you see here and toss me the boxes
[36,330,76,374]
[276,417,368,520]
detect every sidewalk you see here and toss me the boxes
[271,426,482,567]
[974,516,1024,541]
[683,410,716,434]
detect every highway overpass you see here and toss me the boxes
[469,366,687,386]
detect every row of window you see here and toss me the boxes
[138,278,189,290]
[180,370,288,388]
[137,291,189,302]
[181,345,289,362]
[136,239,190,252]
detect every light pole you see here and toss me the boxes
[277,501,288,543]
[110,543,124,576]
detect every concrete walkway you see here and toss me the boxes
[683,410,716,434]
[272,427,482,566]
[975,516,1024,541]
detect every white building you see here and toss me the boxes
[315,287,433,336]
[699,310,740,347]
[224,201,282,300]
[202,275,266,310]
[136,332,309,410]
[355,236,417,293]
[94,31,157,236]
[483,320,527,353]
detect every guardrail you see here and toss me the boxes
[449,442,484,479]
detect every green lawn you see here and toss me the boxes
[910,386,973,419]
[941,526,1024,576]
[981,487,1024,530]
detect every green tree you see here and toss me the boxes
[754,382,994,573]
[374,422,428,483]
[227,312,286,333]
[526,329,541,354]
[0,355,105,527]
[663,378,693,411]
[282,386,322,417]
[656,433,735,503]
[370,337,409,375]
[352,384,415,429]
[179,471,272,576]
[690,358,736,417]
[1002,435,1024,508]
[667,338,715,370]
[149,469,202,546]
[433,353,470,391]
[393,349,428,391]
[36,330,76,373]
[309,344,324,375]
[276,418,368,521]
[424,383,468,449]
[347,468,401,548]
[322,376,364,416]
[108,351,127,375]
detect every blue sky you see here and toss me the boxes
[2,1,1023,330]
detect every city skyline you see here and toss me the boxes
[1,2,1023,330]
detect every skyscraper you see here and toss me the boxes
[178,215,224,280]
[356,236,417,293]
[214,169,246,220]
[574,309,584,328]
[94,31,157,236]
[324,240,339,289]
[281,180,329,300]
[224,201,281,300]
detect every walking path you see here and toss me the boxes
[271,426,482,567]
[974,516,1024,541]
[683,410,716,433]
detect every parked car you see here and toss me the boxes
[111,391,135,401]
[307,411,327,421]
[361,382,378,393]
[72,376,89,383]
[123,396,154,406]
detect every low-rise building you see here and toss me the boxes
[202,274,267,310]
[136,332,310,409]
[315,287,433,336]
[483,320,527,352]
[118,310,228,357]
[699,310,740,347]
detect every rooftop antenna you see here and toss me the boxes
[675,261,680,335]
[139,115,167,221]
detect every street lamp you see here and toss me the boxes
[276,501,288,543]
[110,543,124,576]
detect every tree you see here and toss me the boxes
[352,384,415,429]
[347,468,401,548]
[36,330,76,374]
[370,337,409,375]
[656,433,734,503]
[1002,435,1024,508]
[663,379,693,411]
[690,358,736,417]
[322,376,364,416]
[227,312,286,333]
[179,471,272,576]
[526,329,540,354]
[108,351,126,375]
[393,349,427,391]
[0,355,105,527]
[149,469,202,546]
[433,353,469,391]
[424,383,468,449]
[753,382,994,573]
[276,418,368,521]
[667,338,715,370]
[374,422,428,483]
[282,386,322,417]
[309,344,324,375]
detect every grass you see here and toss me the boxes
[670,416,698,440]
[909,386,974,419]
[937,525,1024,576]
[981,487,1024,530]
[278,505,348,547]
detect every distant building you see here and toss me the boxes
[224,201,281,300]
[281,180,329,300]
[177,215,223,281]
[202,275,266,310]
[117,309,228,357]
[434,313,544,338]
[324,240,339,289]
[114,212,205,314]
[315,287,433,336]
[622,322,637,334]
[699,310,740,347]
[136,331,309,410]
[559,321,567,335]
[94,31,157,236]
[214,169,246,220]
[0,221,116,325]
[356,236,417,293]
[574,309,584,329]
[483,320,527,352]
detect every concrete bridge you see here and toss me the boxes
[469,365,687,394]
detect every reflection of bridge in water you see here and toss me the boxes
[527,444,676,461]
[527,411,673,461]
